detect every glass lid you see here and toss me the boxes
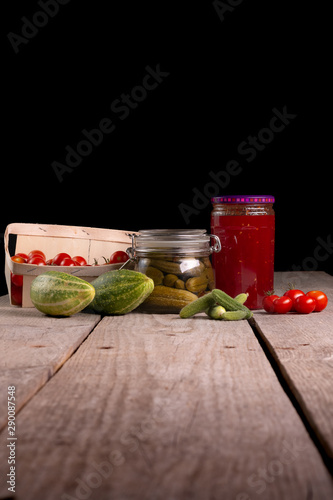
[130,229,221,255]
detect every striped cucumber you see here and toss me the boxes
[90,270,154,315]
[30,271,95,317]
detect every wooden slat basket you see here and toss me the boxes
[4,223,136,307]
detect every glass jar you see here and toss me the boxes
[129,229,221,313]
[211,195,275,310]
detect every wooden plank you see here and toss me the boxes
[0,295,101,431]
[252,271,333,464]
[1,312,332,499]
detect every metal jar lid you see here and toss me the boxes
[211,195,275,204]
[127,229,221,257]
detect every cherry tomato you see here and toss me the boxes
[11,283,22,305]
[262,294,279,312]
[72,256,87,266]
[45,259,53,265]
[305,290,328,312]
[28,250,46,261]
[52,253,71,265]
[11,255,26,264]
[109,251,129,264]
[60,257,79,266]
[28,255,46,265]
[283,289,305,311]
[294,295,316,314]
[272,296,293,314]
[11,272,23,287]
[15,252,28,262]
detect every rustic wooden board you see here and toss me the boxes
[0,295,101,432]
[252,271,333,465]
[1,311,332,500]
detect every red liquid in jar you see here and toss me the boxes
[211,214,275,309]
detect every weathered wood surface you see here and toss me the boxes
[1,308,333,499]
[252,271,333,465]
[0,294,101,431]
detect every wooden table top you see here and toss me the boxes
[0,271,332,500]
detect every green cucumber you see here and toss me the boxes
[221,310,248,321]
[90,269,154,315]
[206,304,226,319]
[234,293,249,305]
[179,292,216,318]
[211,289,253,319]
[30,271,95,317]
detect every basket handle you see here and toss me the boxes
[4,223,136,255]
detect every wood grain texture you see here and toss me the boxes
[0,295,101,431]
[1,310,332,500]
[252,271,333,463]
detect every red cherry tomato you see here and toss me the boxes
[272,296,293,314]
[72,256,87,266]
[11,283,23,305]
[45,259,53,265]
[262,294,279,312]
[52,253,71,265]
[11,256,26,264]
[109,251,129,264]
[60,257,79,266]
[11,272,23,287]
[294,295,316,314]
[27,256,46,265]
[15,253,28,262]
[28,250,46,261]
[305,290,328,312]
[283,289,305,311]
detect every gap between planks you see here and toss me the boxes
[247,271,333,477]
[248,316,333,476]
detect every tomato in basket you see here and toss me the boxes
[11,283,22,306]
[52,253,71,265]
[27,256,46,265]
[15,253,28,262]
[59,257,80,266]
[11,255,26,264]
[109,251,129,264]
[28,250,46,261]
[72,256,87,266]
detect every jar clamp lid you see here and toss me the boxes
[126,229,221,258]
[211,195,275,204]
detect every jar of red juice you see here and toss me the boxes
[211,195,275,309]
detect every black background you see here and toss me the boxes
[1,0,332,296]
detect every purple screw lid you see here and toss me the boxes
[211,195,275,204]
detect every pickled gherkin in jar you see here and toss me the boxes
[131,230,221,313]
